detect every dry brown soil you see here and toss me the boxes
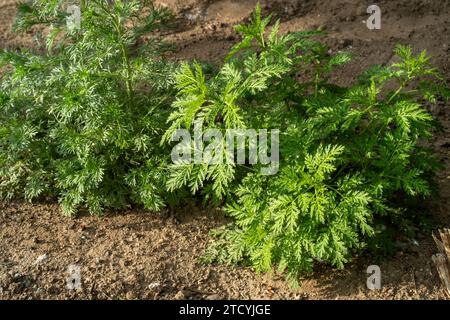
[0,0,449,300]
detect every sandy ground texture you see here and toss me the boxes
[0,0,449,299]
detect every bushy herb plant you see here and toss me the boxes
[163,4,449,283]
[0,0,175,215]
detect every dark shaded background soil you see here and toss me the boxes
[0,0,449,299]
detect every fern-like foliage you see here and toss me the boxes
[0,0,175,215]
[195,5,448,283]
[163,3,325,202]
[203,146,373,284]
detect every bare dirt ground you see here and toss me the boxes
[0,0,449,300]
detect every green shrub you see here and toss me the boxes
[163,4,449,283]
[0,0,176,215]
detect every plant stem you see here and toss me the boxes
[108,6,134,105]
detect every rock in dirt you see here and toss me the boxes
[34,254,48,265]
[174,290,187,300]
[148,282,161,290]
[126,291,136,300]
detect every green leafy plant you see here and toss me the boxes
[162,5,327,203]
[163,4,449,283]
[1,1,448,284]
[0,0,176,215]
